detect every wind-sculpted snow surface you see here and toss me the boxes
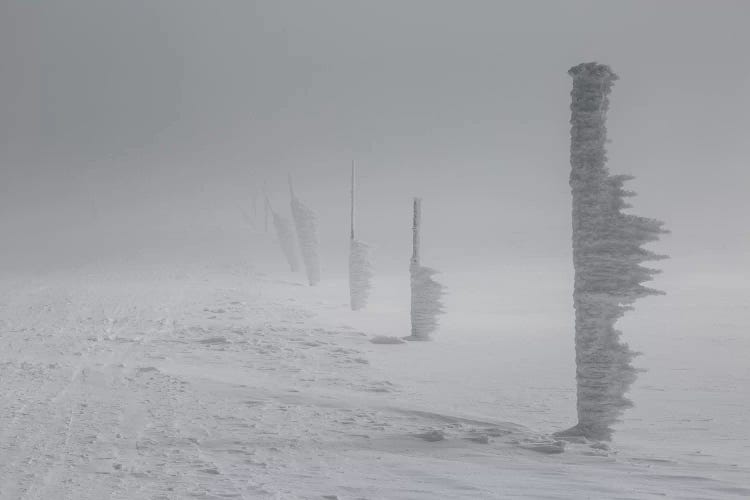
[271,210,300,272]
[1,265,748,499]
[290,191,320,286]
[563,62,668,441]
[408,263,445,340]
[349,239,373,310]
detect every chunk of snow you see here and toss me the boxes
[370,335,406,345]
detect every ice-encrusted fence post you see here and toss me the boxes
[348,162,373,310]
[351,162,356,242]
[252,183,259,227]
[266,195,300,272]
[289,174,321,286]
[558,62,668,441]
[406,198,444,341]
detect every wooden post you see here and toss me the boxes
[411,197,421,267]
[350,161,356,241]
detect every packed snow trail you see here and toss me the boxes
[0,263,747,499]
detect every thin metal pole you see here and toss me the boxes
[350,161,356,241]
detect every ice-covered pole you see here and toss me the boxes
[267,195,300,272]
[263,180,269,233]
[350,161,356,241]
[263,194,272,225]
[289,173,321,286]
[560,62,667,441]
[251,184,259,228]
[407,198,443,340]
[411,197,421,266]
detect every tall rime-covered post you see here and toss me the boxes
[348,162,373,310]
[562,62,668,441]
[407,198,444,341]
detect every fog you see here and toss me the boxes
[2,3,750,497]
[1,0,749,277]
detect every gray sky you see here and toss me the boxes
[1,0,749,274]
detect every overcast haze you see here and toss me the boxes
[2,4,750,496]
[2,0,749,275]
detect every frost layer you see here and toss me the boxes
[407,198,444,340]
[409,263,445,340]
[565,62,667,441]
[349,239,373,310]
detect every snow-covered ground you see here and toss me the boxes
[1,252,748,499]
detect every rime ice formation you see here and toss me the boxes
[406,198,445,340]
[289,176,321,286]
[409,263,444,340]
[560,62,668,441]
[349,239,373,310]
[267,197,300,273]
[348,163,373,310]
